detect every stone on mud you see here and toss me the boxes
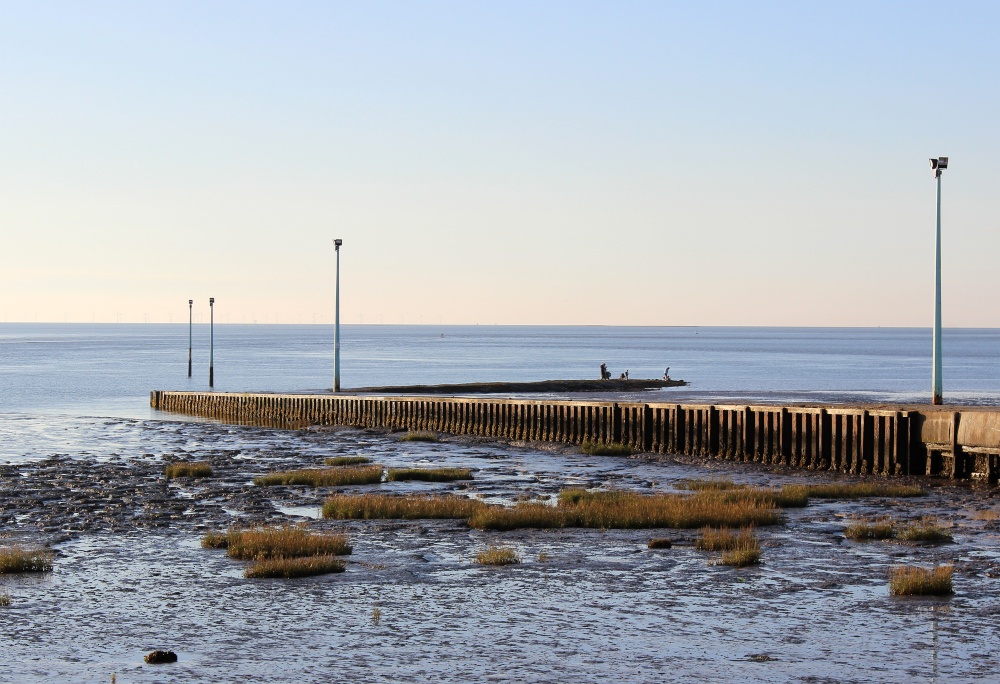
[144,650,178,664]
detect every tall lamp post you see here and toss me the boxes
[188,299,193,378]
[209,297,215,388]
[930,156,948,405]
[334,239,343,392]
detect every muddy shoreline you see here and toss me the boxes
[2,416,1000,682]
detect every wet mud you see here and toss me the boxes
[1,414,999,683]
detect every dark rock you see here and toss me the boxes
[144,650,178,664]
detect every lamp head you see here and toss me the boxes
[189,299,193,306]
[334,238,343,249]
[930,156,948,177]
[209,297,214,305]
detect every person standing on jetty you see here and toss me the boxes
[600,363,610,380]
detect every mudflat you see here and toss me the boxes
[1,414,998,682]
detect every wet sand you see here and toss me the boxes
[1,416,999,683]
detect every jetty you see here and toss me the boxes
[150,391,1000,483]
[349,378,686,394]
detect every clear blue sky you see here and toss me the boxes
[1,1,997,325]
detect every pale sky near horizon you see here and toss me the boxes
[1,1,998,327]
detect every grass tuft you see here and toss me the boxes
[254,464,383,487]
[165,461,213,479]
[400,431,439,442]
[386,467,474,482]
[897,519,953,543]
[323,493,486,520]
[324,456,373,466]
[221,526,352,560]
[0,546,54,573]
[697,527,762,566]
[647,538,673,549]
[889,565,953,596]
[475,546,521,566]
[720,535,762,567]
[805,483,923,499]
[200,530,229,549]
[0,592,10,607]
[244,555,346,579]
[697,526,755,551]
[845,517,896,540]
[579,440,633,456]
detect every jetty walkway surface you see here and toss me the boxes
[151,390,1000,483]
[349,378,687,394]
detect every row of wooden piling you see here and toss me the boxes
[150,391,1000,481]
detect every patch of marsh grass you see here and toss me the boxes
[889,565,953,596]
[468,503,566,531]
[579,440,633,456]
[897,519,953,543]
[806,483,923,499]
[253,464,383,487]
[386,467,474,482]
[844,517,896,540]
[400,431,439,442]
[475,546,521,566]
[164,461,213,479]
[675,481,809,508]
[0,546,54,573]
[697,526,756,551]
[770,485,810,508]
[647,538,673,549]
[970,508,1000,521]
[323,488,783,531]
[200,530,229,549]
[720,534,762,567]
[323,493,486,520]
[224,526,352,560]
[557,489,634,506]
[244,555,346,579]
[324,456,372,466]
[0,592,10,607]
[677,478,738,491]
[471,489,781,531]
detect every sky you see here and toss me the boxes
[1,1,998,326]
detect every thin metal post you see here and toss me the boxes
[334,239,342,392]
[187,299,193,378]
[932,173,942,405]
[209,297,215,388]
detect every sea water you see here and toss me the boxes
[2,323,999,418]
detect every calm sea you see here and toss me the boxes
[1,323,998,417]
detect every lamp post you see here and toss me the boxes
[188,299,193,378]
[930,156,948,405]
[209,297,215,388]
[334,239,342,392]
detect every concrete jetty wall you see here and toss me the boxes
[150,391,1000,482]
